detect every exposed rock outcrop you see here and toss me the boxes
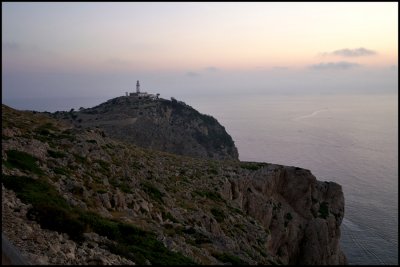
[220,166,346,264]
[2,104,346,265]
[51,96,239,160]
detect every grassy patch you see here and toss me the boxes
[5,150,43,175]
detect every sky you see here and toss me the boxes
[2,2,398,110]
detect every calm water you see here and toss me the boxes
[187,93,398,265]
[3,93,398,264]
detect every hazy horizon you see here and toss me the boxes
[2,2,398,108]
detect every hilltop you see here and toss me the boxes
[2,103,346,264]
[50,95,239,160]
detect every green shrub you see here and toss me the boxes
[53,166,70,176]
[27,203,85,241]
[80,212,196,265]
[211,207,226,223]
[47,149,67,158]
[2,175,84,241]
[208,166,219,175]
[96,189,107,194]
[131,161,144,170]
[192,190,223,202]
[2,175,69,208]
[79,212,121,240]
[141,182,164,203]
[240,162,265,171]
[318,201,329,219]
[213,253,248,265]
[73,153,87,164]
[35,122,58,132]
[95,159,110,170]
[284,212,293,227]
[94,159,110,175]
[119,182,132,194]
[192,232,212,245]
[5,150,43,175]
[162,211,178,223]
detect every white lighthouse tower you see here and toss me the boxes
[136,80,140,93]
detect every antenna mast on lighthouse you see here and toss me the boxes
[136,80,140,93]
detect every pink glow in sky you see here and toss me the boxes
[2,2,398,100]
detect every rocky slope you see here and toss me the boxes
[51,96,239,160]
[1,104,347,265]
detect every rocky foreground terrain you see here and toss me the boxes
[2,103,346,265]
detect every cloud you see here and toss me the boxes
[321,47,377,57]
[204,66,219,72]
[185,71,200,77]
[309,61,361,70]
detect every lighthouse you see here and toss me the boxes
[136,80,140,93]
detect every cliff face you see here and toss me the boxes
[1,104,346,265]
[221,166,346,264]
[51,96,239,160]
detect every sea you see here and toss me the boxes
[187,93,398,265]
[3,92,398,265]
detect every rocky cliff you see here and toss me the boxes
[51,96,239,160]
[1,104,346,265]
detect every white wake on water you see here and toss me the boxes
[293,108,329,120]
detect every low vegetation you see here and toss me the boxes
[192,190,223,202]
[210,207,226,223]
[2,174,196,265]
[213,252,249,265]
[4,150,43,175]
[318,201,329,219]
[240,162,266,171]
[141,181,165,203]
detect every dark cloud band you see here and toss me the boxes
[309,61,360,70]
[323,47,377,57]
